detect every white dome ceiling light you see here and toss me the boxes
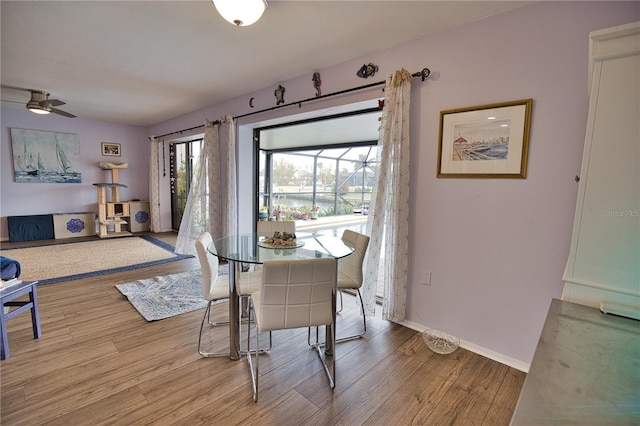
[212,0,268,27]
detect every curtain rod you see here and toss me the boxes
[152,67,430,140]
[151,124,205,140]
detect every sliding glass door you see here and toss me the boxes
[169,138,202,230]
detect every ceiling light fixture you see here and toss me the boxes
[26,90,51,115]
[212,0,267,26]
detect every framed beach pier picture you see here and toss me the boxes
[10,128,81,183]
[437,99,533,178]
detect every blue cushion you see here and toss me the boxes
[0,256,21,279]
[7,214,54,242]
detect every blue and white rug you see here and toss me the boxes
[116,265,228,321]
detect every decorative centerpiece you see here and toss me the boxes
[259,231,303,248]
[422,329,460,354]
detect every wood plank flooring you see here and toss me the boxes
[1,233,526,425]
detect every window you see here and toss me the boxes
[258,145,378,219]
[256,108,381,221]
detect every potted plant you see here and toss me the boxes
[299,205,311,220]
[310,205,320,219]
[258,206,269,221]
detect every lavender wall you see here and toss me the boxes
[0,108,149,239]
[1,1,636,367]
[149,2,639,367]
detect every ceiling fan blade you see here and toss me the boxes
[42,98,65,107]
[0,99,24,105]
[50,107,76,118]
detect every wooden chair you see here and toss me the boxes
[247,258,337,402]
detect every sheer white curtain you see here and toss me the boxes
[175,121,222,255]
[148,136,161,232]
[222,115,238,237]
[363,69,413,322]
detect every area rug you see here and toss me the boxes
[115,266,228,321]
[1,235,192,285]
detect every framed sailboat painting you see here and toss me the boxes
[10,128,81,183]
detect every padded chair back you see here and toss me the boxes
[257,258,336,331]
[338,229,370,289]
[195,232,221,300]
[257,221,296,235]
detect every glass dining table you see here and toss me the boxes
[208,231,355,360]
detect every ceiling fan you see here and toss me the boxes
[25,90,76,117]
[1,87,76,118]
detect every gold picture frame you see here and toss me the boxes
[101,142,121,157]
[437,99,533,178]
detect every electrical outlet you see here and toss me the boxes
[422,271,432,286]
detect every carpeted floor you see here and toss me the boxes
[116,265,228,321]
[1,235,192,285]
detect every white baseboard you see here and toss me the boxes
[401,319,530,373]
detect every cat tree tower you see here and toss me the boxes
[93,162,130,238]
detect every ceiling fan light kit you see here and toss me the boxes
[27,90,52,114]
[23,89,77,118]
[213,0,267,26]
[28,107,51,115]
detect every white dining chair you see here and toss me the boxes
[335,229,370,341]
[307,229,370,346]
[246,258,337,402]
[256,220,296,235]
[253,221,297,273]
[195,232,265,357]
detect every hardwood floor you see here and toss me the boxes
[1,232,526,425]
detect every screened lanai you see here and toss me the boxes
[258,144,378,221]
[256,105,382,224]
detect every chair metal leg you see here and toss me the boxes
[307,325,320,347]
[308,288,367,346]
[311,289,367,346]
[255,318,259,402]
[246,298,259,402]
[207,298,230,326]
[242,331,272,355]
[251,320,333,402]
[244,332,272,354]
[312,324,335,389]
[198,301,229,357]
[239,295,272,355]
[335,289,367,343]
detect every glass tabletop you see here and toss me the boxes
[208,232,355,264]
